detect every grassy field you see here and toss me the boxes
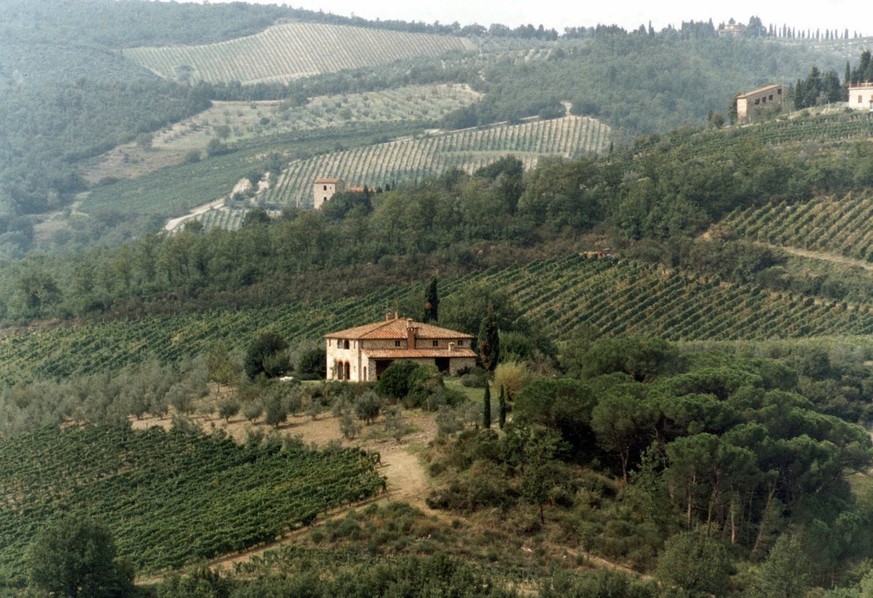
[123,22,477,84]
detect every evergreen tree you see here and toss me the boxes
[423,277,439,322]
[477,303,500,371]
[498,385,507,429]
[483,383,492,429]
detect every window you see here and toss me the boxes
[860,95,864,104]
[754,99,760,105]
[394,340,401,347]
[343,339,350,350]
[457,340,464,346]
[432,340,439,347]
[777,88,782,95]
[323,185,328,191]
[768,95,773,101]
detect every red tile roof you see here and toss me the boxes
[363,348,477,359]
[325,317,474,340]
[314,177,344,184]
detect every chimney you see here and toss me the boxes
[448,342,455,353]
[385,310,393,321]
[406,321,417,349]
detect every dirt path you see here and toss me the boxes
[133,405,644,584]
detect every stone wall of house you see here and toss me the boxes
[849,85,873,110]
[737,85,783,121]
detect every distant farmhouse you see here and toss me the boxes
[848,83,873,111]
[312,177,371,209]
[325,314,476,382]
[736,84,783,122]
[313,177,345,210]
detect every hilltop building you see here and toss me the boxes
[313,177,345,210]
[325,314,476,382]
[848,83,873,111]
[736,84,783,122]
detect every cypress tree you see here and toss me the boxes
[423,277,439,322]
[477,303,500,371]
[483,383,492,429]
[498,385,507,429]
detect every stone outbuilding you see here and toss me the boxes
[325,313,477,382]
[736,84,783,122]
[848,83,873,111]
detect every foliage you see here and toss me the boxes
[376,361,422,399]
[478,304,501,371]
[355,391,384,425]
[27,515,134,598]
[492,361,531,399]
[654,531,734,595]
[423,277,440,322]
[483,384,492,429]
[244,332,289,379]
[295,346,327,380]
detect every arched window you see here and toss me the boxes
[344,362,351,380]
[336,361,343,381]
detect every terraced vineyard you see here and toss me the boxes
[123,22,477,84]
[2,255,870,384]
[719,191,873,261]
[0,424,383,586]
[261,115,611,209]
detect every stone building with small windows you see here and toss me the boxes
[313,177,345,210]
[848,83,873,111]
[736,84,783,122]
[324,313,477,382]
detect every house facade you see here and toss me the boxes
[848,83,873,111]
[313,177,345,210]
[325,314,477,382]
[736,84,783,122]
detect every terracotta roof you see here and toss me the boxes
[325,317,474,340]
[314,177,343,184]
[363,348,477,359]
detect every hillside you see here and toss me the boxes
[8,4,873,595]
[2,253,872,387]
[81,83,482,185]
[257,114,609,210]
[124,22,478,84]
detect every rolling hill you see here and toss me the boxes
[123,22,478,84]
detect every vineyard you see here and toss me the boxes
[717,191,873,261]
[260,115,611,209]
[0,424,384,586]
[123,22,477,84]
[1,255,871,384]
[659,110,873,161]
